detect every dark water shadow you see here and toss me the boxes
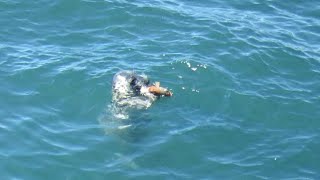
[117,114,152,143]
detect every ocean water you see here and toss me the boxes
[1,0,320,179]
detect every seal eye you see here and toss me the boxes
[130,77,137,86]
[130,77,143,94]
[145,79,150,85]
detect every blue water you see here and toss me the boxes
[1,0,320,179]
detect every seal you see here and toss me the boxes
[112,70,172,98]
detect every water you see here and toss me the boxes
[1,0,320,179]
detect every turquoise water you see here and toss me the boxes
[1,0,320,179]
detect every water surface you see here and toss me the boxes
[1,0,320,179]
